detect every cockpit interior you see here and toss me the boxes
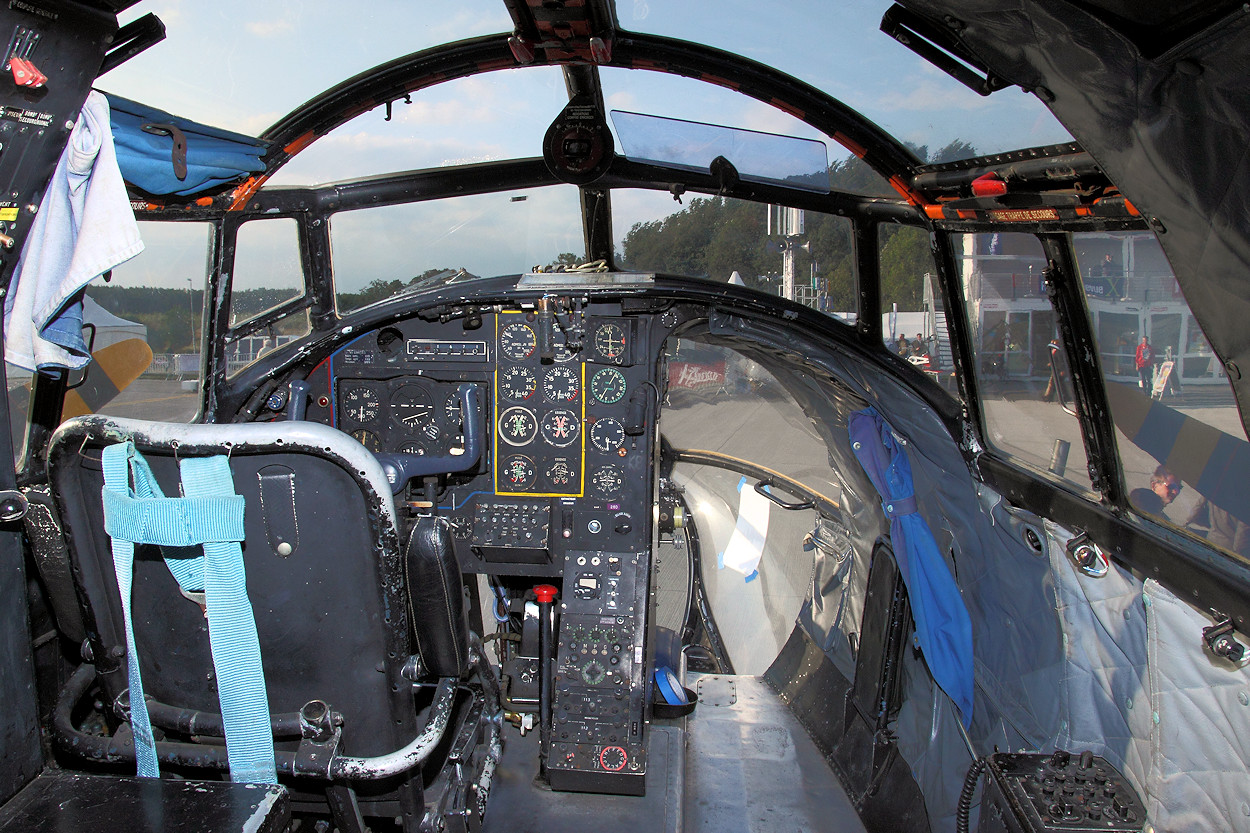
[0,2,1248,833]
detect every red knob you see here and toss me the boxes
[534,584,558,604]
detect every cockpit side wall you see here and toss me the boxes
[764,321,1250,832]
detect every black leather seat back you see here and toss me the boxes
[404,516,469,678]
[47,416,415,758]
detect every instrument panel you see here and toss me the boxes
[302,302,664,576]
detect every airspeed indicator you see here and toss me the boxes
[342,386,381,424]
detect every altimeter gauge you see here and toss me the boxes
[590,417,625,452]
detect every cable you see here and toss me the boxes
[956,757,987,833]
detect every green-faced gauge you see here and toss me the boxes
[590,367,626,404]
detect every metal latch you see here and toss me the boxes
[0,489,28,522]
[1066,531,1108,577]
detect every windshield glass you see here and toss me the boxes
[103,1,512,134]
[615,0,1072,163]
[611,111,830,192]
[331,186,585,311]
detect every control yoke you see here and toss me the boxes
[375,383,484,493]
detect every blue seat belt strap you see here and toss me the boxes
[101,441,277,784]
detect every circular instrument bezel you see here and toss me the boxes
[342,386,382,425]
[499,321,538,361]
[540,408,581,448]
[542,365,581,403]
[589,417,625,452]
[593,322,627,362]
[390,384,435,430]
[498,406,539,446]
[590,367,627,404]
[501,454,537,490]
[499,365,538,401]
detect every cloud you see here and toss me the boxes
[871,77,992,114]
[245,19,295,38]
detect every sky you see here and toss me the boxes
[99,1,1073,291]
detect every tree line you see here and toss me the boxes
[87,141,974,352]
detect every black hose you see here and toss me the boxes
[956,757,987,833]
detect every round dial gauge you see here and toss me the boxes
[590,367,626,404]
[499,365,537,401]
[545,460,575,488]
[501,454,536,490]
[398,439,426,456]
[590,417,625,452]
[543,365,580,402]
[540,408,580,448]
[350,429,382,452]
[599,746,627,772]
[391,384,434,429]
[443,392,462,426]
[593,322,627,362]
[342,386,381,424]
[498,406,538,446]
[591,464,624,497]
[661,309,680,329]
[499,322,537,361]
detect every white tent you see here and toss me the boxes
[82,295,147,351]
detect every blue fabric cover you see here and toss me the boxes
[849,407,975,727]
[105,92,268,196]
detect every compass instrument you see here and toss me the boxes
[593,322,627,363]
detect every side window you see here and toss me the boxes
[227,217,310,374]
[661,337,846,674]
[80,221,213,424]
[879,225,957,398]
[1075,231,1249,561]
[954,232,1094,493]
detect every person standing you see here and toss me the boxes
[1135,334,1154,390]
[1129,465,1181,520]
